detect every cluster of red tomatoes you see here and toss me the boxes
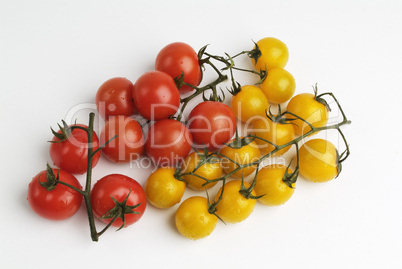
[27,38,350,241]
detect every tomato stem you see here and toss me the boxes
[176,58,228,121]
[179,88,351,209]
[57,113,119,242]
[97,212,120,237]
[82,112,99,241]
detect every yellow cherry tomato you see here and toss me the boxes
[145,167,185,208]
[230,85,269,123]
[251,37,289,71]
[259,67,295,104]
[220,138,260,178]
[251,116,295,156]
[181,151,222,191]
[254,164,295,206]
[299,139,339,183]
[215,180,257,223]
[286,93,329,136]
[175,196,217,240]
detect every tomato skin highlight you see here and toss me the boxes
[49,124,101,175]
[100,116,144,163]
[259,67,295,104]
[132,71,180,121]
[254,164,295,206]
[90,174,147,227]
[299,139,338,183]
[188,101,237,150]
[286,93,329,136]
[145,119,193,167]
[230,85,269,123]
[252,37,289,71]
[155,42,202,93]
[175,196,217,240]
[215,180,256,224]
[27,169,83,220]
[95,77,136,119]
[145,167,186,208]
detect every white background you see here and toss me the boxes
[1,0,401,268]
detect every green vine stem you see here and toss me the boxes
[43,42,351,237]
[179,90,351,209]
[176,45,266,122]
[175,48,229,122]
[48,113,118,242]
[170,43,351,218]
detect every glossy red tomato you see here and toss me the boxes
[155,42,202,93]
[100,116,145,163]
[49,124,101,174]
[90,174,146,228]
[27,168,83,220]
[187,101,237,149]
[132,71,180,121]
[95,77,136,119]
[145,119,193,167]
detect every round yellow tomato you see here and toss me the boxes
[259,67,295,104]
[299,139,339,182]
[251,37,289,71]
[175,196,217,240]
[251,116,295,156]
[230,85,269,123]
[181,151,222,190]
[286,93,329,136]
[145,167,185,208]
[220,138,260,178]
[215,180,257,223]
[254,164,295,206]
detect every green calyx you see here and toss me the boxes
[197,44,209,65]
[174,167,185,182]
[226,136,255,149]
[335,149,344,178]
[174,71,185,90]
[181,146,221,177]
[239,170,264,200]
[225,129,255,149]
[255,69,268,85]
[49,120,72,143]
[195,146,220,166]
[247,40,261,65]
[265,105,295,125]
[313,84,331,112]
[202,85,225,102]
[206,191,226,224]
[100,190,142,231]
[282,162,299,189]
[227,81,242,96]
[38,163,60,191]
[238,166,264,200]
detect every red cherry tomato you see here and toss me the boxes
[27,168,83,220]
[95,77,136,119]
[155,42,202,93]
[145,119,193,167]
[90,174,146,228]
[49,124,101,174]
[132,71,180,121]
[100,116,145,163]
[187,101,237,149]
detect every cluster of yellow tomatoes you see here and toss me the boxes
[144,37,349,240]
